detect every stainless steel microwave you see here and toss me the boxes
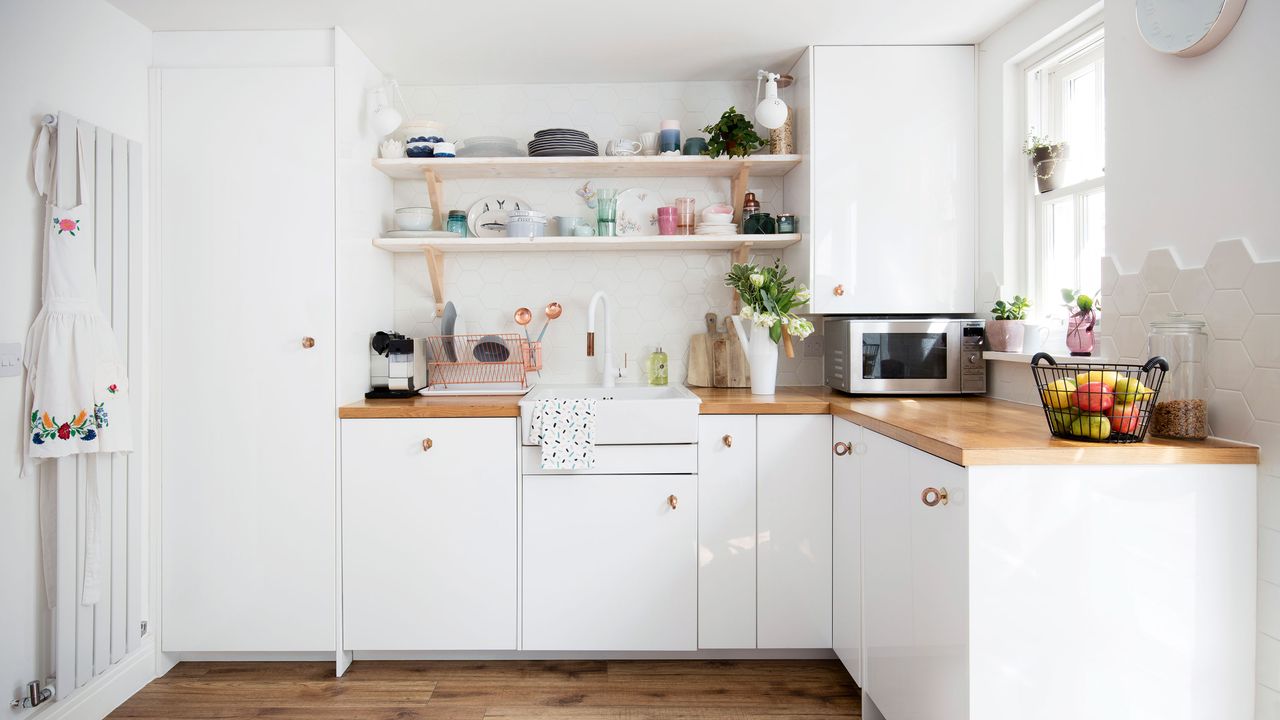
[824,318,986,394]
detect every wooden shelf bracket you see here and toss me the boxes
[422,168,446,233]
[423,246,445,317]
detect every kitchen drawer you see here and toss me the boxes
[521,444,696,474]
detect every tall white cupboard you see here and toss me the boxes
[785,45,976,314]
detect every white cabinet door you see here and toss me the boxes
[697,415,758,649]
[159,67,336,652]
[757,415,832,648]
[341,418,517,650]
[809,45,975,314]
[523,474,697,650]
[862,428,969,720]
[832,416,863,685]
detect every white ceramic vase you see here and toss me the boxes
[730,316,779,395]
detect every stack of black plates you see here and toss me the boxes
[527,129,599,157]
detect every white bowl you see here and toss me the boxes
[701,212,734,225]
[395,207,433,231]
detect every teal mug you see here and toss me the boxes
[682,137,708,155]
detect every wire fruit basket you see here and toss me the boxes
[425,333,541,389]
[1030,353,1169,443]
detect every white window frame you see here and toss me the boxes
[1021,23,1106,320]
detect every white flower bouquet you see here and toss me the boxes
[724,260,814,358]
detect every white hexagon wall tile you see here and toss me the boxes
[1104,238,1280,448]
[388,80,821,387]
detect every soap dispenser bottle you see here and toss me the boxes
[647,347,669,386]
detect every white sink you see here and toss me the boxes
[520,384,702,445]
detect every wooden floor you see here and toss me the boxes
[108,660,860,719]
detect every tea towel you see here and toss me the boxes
[527,398,597,470]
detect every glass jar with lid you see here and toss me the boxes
[1147,313,1208,440]
[446,210,469,238]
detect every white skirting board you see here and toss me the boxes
[351,649,838,662]
[32,638,155,720]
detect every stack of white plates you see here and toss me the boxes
[528,129,599,157]
[456,136,525,157]
[694,224,739,235]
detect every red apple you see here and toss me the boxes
[1106,403,1139,434]
[1072,381,1115,413]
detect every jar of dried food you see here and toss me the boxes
[1147,314,1208,440]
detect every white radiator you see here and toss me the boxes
[43,112,145,703]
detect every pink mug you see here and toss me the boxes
[657,206,678,235]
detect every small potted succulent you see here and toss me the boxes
[703,107,767,158]
[988,295,1031,352]
[1024,133,1068,193]
[1062,289,1100,356]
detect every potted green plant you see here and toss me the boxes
[1024,133,1068,193]
[988,295,1031,352]
[723,260,814,394]
[1062,289,1100,356]
[702,107,767,158]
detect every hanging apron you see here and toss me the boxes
[25,124,133,606]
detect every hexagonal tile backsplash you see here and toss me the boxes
[389,80,821,386]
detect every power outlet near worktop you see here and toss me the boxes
[803,334,823,358]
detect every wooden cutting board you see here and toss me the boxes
[688,313,750,388]
[686,313,718,387]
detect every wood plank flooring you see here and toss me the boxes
[108,660,860,719]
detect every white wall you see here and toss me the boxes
[1102,2,1280,717]
[975,0,1102,312]
[0,0,151,709]
[391,81,823,386]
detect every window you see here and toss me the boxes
[1025,27,1105,317]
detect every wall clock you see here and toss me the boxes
[1136,0,1247,56]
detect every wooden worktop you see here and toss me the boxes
[338,387,1258,466]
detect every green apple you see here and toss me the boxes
[1048,407,1082,433]
[1069,413,1112,441]
[1112,376,1154,404]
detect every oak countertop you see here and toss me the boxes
[338,387,1258,466]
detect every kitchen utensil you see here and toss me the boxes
[556,216,585,236]
[639,132,658,155]
[573,224,596,237]
[473,335,512,363]
[514,307,533,342]
[440,301,458,362]
[395,207,433,231]
[535,302,562,342]
[722,316,750,388]
[686,313,719,387]
[606,139,642,156]
[675,197,696,234]
[616,188,662,236]
[405,141,435,158]
[468,195,531,238]
[686,313,751,388]
[506,210,548,238]
[366,331,427,398]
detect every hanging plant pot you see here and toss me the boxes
[1032,144,1068,193]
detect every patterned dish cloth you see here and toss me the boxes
[527,398,598,470]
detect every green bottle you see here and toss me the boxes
[647,347,669,386]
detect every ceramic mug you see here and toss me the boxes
[607,139,642,156]
[556,216,584,236]
[639,132,658,155]
[573,224,597,237]
[682,137,708,155]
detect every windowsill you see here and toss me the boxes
[984,350,1114,364]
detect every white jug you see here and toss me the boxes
[730,315,778,395]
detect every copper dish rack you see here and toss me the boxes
[425,333,541,389]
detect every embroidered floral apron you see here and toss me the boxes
[25,126,132,463]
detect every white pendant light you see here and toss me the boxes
[754,70,789,130]
[368,86,402,137]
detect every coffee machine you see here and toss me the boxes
[366,331,427,398]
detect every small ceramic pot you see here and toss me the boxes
[985,320,1026,353]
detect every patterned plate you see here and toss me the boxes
[615,188,663,236]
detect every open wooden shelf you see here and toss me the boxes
[374,234,802,315]
[372,154,802,181]
[372,233,802,254]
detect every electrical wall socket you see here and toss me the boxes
[803,333,824,358]
[0,343,21,377]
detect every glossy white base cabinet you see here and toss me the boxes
[831,416,863,686]
[757,415,833,648]
[847,419,1257,720]
[341,418,518,650]
[697,416,758,649]
[523,474,698,651]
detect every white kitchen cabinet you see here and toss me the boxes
[831,416,863,685]
[697,415,758,649]
[523,474,697,651]
[340,418,517,650]
[757,414,833,648]
[159,67,337,652]
[785,45,976,314]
